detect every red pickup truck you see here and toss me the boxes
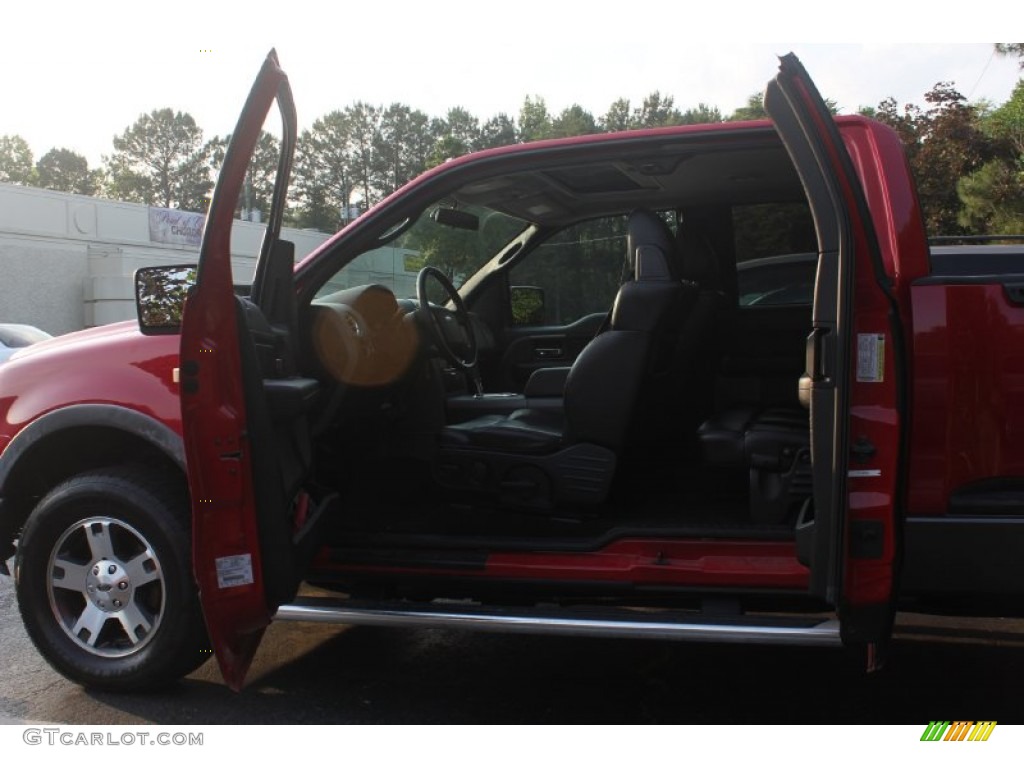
[2,52,1023,692]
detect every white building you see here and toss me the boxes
[0,182,333,334]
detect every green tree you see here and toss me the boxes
[446,106,481,150]
[957,79,1024,234]
[958,160,1024,234]
[207,130,280,220]
[601,98,633,132]
[429,106,481,164]
[345,102,381,208]
[0,135,36,185]
[875,83,1000,234]
[105,109,212,211]
[917,84,998,234]
[601,95,718,133]
[375,103,432,193]
[291,146,335,231]
[551,104,598,137]
[728,93,768,121]
[292,114,353,232]
[518,96,552,142]
[292,103,391,230]
[478,113,518,149]
[632,91,683,128]
[680,103,724,124]
[873,96,924,166]
[35,148,98,195]
[996,43,1024,69]
[987,79,1024,157]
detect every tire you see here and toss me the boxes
[14,466,210,691]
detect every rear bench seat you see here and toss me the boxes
[697,406,811,523]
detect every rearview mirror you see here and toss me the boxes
[431,207,479,231]
[135,265,197,335]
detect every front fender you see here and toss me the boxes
[0,405,185,573]
[0,404,185,489]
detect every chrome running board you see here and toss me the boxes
[274,597,841,647]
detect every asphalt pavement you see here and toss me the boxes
[1,572,1022,724]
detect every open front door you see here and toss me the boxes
[765,54,903,661]
[180,51,320,690]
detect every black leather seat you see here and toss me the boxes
[699,407,808,467]
[698,406,811,523]
[671,220,729,371]
[436,210,687,507]
[640,219,730,441]
[442,408,564,454]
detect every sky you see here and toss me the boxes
[5,2,1022,167]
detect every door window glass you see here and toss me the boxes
[508,216,630,326]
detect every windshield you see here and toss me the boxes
[316,203,528,300]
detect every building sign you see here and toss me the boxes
[148,207,206,247]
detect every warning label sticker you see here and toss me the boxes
[856,333,885,383]
[215,554,254,589]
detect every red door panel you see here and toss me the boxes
[180,51,295,690]
[765,54,905,648]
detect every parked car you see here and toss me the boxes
[3,51,1024,693]
[737,245,1024,307]
[0,324,51,363]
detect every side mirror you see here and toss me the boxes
[135,265,197,335]
[510,285,546,326]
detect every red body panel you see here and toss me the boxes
[0,323,181,440]
[487,540,808,587]
[776,70,910,615]
[907,283,1024,514]
[315,539,809,590]
[839,121,927,605]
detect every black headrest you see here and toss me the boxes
[675,221,719,285]
[626,210,680,280]
[634,244,673,280]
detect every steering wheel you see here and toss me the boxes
[416,266,478,371]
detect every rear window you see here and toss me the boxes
[737,255,817,307]
[733,202,817,308]
[733,202,816,264]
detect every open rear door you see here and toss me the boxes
[765,54,903,663]
[179,51,321,689]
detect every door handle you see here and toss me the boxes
[805,327,830,382]
[534,347,564,359]
[1004,283,1024,306]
